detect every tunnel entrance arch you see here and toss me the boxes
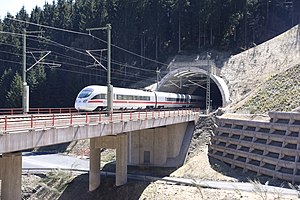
[157,66,229,109]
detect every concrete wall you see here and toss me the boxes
[153,127,169,165]
[128,131,140,165]
[128,122,188,166]
[94,122,189,167]
[167,123,187,158]
[210,111,300,183]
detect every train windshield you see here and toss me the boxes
[78,88,94,98]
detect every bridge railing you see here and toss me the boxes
[0,108,201,133]
[0,107,78,115]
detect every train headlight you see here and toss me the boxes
[83,100,87,103]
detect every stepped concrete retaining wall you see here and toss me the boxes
[209,112,300,183]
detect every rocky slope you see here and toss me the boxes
[236,64,300,114]
[221,25,300,106]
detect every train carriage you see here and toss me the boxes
[75,85,202,111]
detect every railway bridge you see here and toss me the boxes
[0,109,201,200]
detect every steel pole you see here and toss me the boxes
[23,29,26,86]
[206,53,211,115]
[22,29,29,114]
[107,24,113,114]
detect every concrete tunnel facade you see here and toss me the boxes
[157,66,230,109]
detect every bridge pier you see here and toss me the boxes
[92,134,128,187]
[0,152,22,200]
[89,138,101,191]
[116,134,128,186]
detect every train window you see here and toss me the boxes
[91,95,100,99]
[78,88,94,98]
[166,97,176,101]
[100,94,107,99]
[92,94,106,99]
[116,95,150,101]
[139,96,150,101]
[117,95,122,100]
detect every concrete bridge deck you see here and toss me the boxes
[0,109,200,153]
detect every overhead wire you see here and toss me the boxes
[91,52,157,73]
[42,65,145,83]
[0,41,21,48]
[27,36,157,74]
[1,28,159,76]
[0,29,158,81]
[25,37,157,78]
[0,49,22,57]
[40,57,149,80]
[7,18,168,67]
[0,30,88,58]
[0,40,150,80]
[0,58,22,65]
[25,40,151,80]
[0,57,142,83]
[0,30,43,39]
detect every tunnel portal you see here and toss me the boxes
[157,66,229,110]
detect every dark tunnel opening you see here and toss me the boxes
[192,81,223,110]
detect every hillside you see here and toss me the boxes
[221,24,300,107]
[235,64,300,114]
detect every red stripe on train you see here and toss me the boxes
[88,100,196,105]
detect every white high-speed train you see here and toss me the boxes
[75,85,203,111]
